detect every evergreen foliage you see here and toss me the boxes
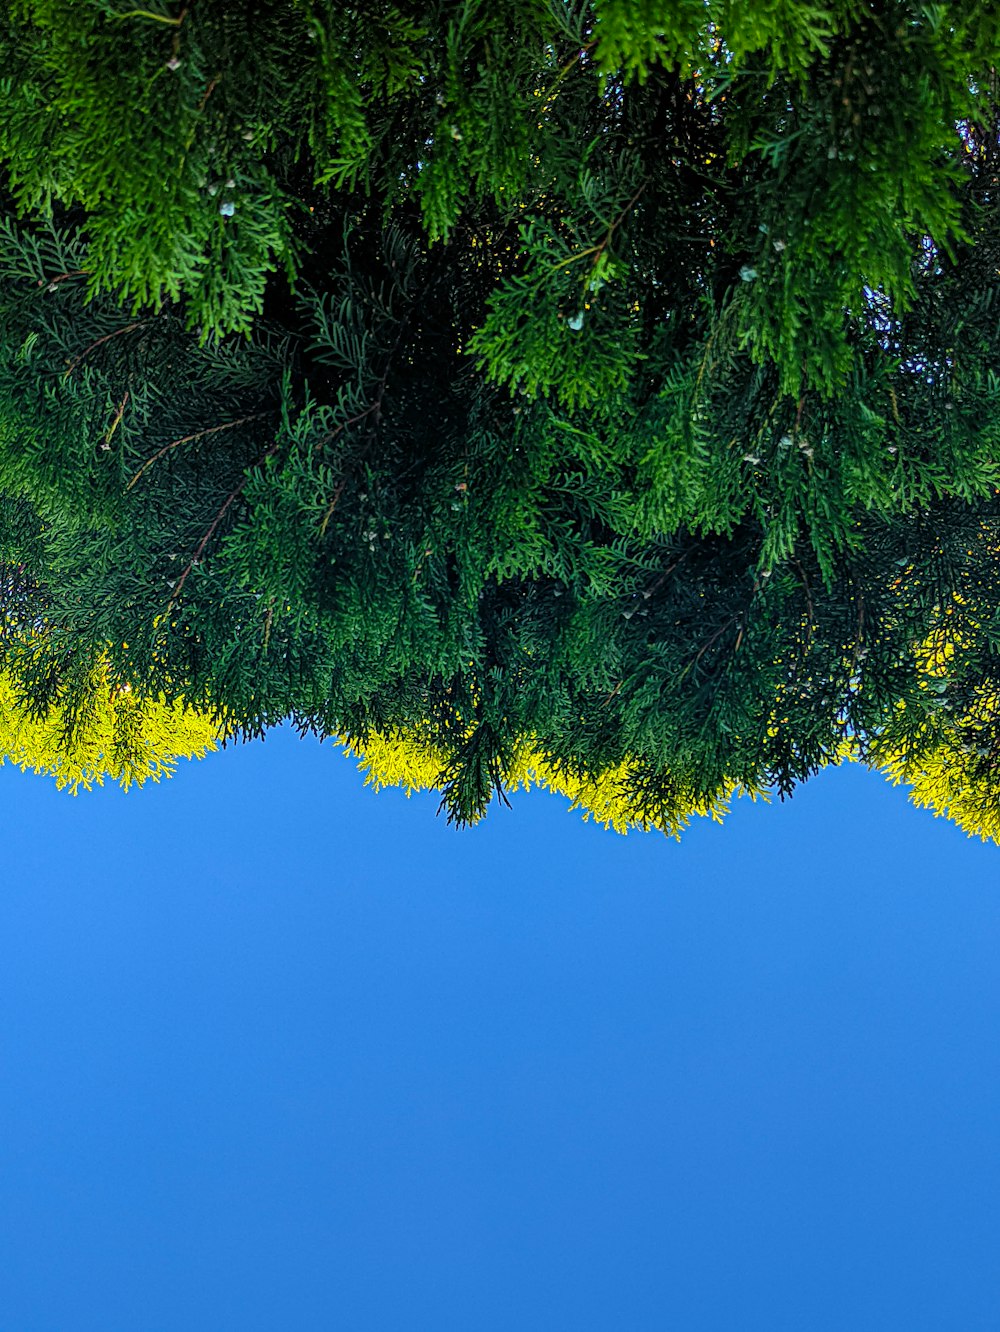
[0,666,219,791]
[1,2,999,838]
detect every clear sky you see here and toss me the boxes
[1,729,998,1332]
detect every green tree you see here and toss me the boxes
[0,654,220,793]
[1,2,999,834]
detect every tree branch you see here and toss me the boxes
[127,412,270,489]
[167,443,278,611]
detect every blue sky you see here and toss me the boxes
[1,730,999,1331]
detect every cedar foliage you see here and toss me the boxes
[1,1,1000,837]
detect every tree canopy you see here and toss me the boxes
[1,0,1000,837]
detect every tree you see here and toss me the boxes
[0,657,219,791]
[0,539,219,789]
[0,2,999,835]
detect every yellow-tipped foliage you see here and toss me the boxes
[343,730,764,837]
[865,608,1000,843]
[0,658,220,793]
[872,683,1000,845]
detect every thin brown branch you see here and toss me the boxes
[318,476,351,538]
[101,391,130,449]
[679,613,741,682]
[601,678,623,707]
[42,269,86,288]
[127,412,269,490]
[198,76,218,112]
[315,401,379,453]
[549,183,648,279]
[316,404,382,536]
[693,616,738,666]
[543,37,599,101]
[167,443,278,611]
[63,321,153,378]
[316,357,398,536]
[792,555,815,635]
[316,285,413,537]
[644,547,693,599]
